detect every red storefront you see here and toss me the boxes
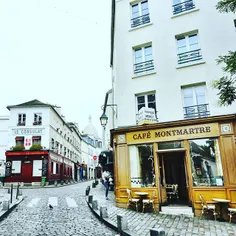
[5,150,73,185]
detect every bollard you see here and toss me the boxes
[117,214,128,232]
[2,200,10,211]
[100,206,108,218]
[92,182,96,188]
[88,195,93,204]
[18,189,23,196]
[92,200,98,210]
[10,184,13,204]
[150,228,165,236]
[85,187,90,196]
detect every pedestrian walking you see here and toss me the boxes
[104,177,109,200]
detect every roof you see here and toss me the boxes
[7,99,51,110]
[83,115,100,139]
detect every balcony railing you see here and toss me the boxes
[183,104,210,119]
[178,49,202,64]
[134,59,154,74]
[131,14,150,28]
[173,0,195,15]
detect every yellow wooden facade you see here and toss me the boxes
[111,114,236,216]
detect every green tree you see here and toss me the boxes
[212,0,236,106]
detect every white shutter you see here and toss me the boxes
[33,160,42,177]
[12,161,21,174]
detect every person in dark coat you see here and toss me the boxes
[104,177,109,200]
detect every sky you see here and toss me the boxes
[0,0,112,137]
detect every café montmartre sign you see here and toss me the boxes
[126,123,219,144]
[12,128,45,136]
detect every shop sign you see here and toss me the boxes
[137,107,157,125]
[50,153,63,163]
[12,128,45,136]
[127,123,220,144]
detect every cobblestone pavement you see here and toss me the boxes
[90,182,236,236]
[0,181,117,236]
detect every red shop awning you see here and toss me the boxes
[15,137,24,141]
[32,136,41,140]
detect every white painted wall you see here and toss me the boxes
[112,0,236,127]
[0,116,9,161]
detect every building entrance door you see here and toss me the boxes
[157,150,189,206]
[22,161,33,183]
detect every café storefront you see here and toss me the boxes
[111,114,236,216]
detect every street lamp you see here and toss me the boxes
[100,113,108,150]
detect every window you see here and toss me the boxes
[136,93,156,112]
[131,1,150,28]
[51,138,54,149]
[190,138,223,187]
[234,19,236,30]
[134,45,154,74]
[60,144,63,154]
[12,161,21,174]
[32,136,41,145]
[173,0,195,15]
[176,33,202,64]
[15,136,24,146]
[56,163,59,174]
[18,114,26,126]
[182,84,210,119]
[33,113,42,125]
[51,162,53,174]
[129,144,155,188]
[33,160,42,177]
[64,147,66,156]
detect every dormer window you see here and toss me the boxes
[18,114,26,126]
[33,113,42,125]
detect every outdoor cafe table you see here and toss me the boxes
[135,192,149,212]
[212,198,230,221]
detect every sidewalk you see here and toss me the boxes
[0,189,24,221]
[88,182,236,236]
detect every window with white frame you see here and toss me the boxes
[32,136,41,145]
[12,161,21,174]
[134,45,154,74]
[33,113,42,125]
[15,136,24,146]
[18,113,26,126]
[136,93,157,123]
[172,0,195,15]
[182,84,210,119]
[131,1,150,28]
[176,33,202,64]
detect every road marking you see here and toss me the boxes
[65,197,78,207]
[48,197,58,207]
[27,198,41,207]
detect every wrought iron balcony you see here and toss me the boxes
[178,49,202,64]
[131,14,150,28]
[183,104,210,119]
[134,59,154,74]
[173,0,195,15]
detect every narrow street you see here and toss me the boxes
[0,181,117,236]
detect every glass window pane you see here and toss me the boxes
[189,138,223,187]
[141,1,149,15]
[132,4,139,18]
[135,48,143,64]
[129,145,155,188]
[137,95,145,104]
[158,141,184,150]
[177,38,187,53]
[147,94,155,102]
[189,34,199,51]
[173,0,181,4]
[195,86,206,105]
[145,46,152,61]
[183,88,194,106]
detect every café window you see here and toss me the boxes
[189,138,223,187]
[129,144,155,188]
[32,136,41,145]
[33,113,42,125]
[18,113,26,126]
[15,136,24,146]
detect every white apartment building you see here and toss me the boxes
[110,0,236,127]
[4,99,82,185]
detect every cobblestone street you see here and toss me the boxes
[0,181,116,236]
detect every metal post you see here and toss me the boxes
[102,126,106,150]
[16,183,20,200]
[10,184,13,204]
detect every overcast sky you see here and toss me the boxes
[0,0,111,137]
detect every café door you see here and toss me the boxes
[156,149,190,207]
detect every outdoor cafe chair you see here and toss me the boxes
[199,194,217,220]
[228,207,236,223]
[126,189,140,212]
[142,190,156,213]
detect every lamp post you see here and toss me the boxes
[100,113,108,150]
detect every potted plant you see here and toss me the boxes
[12,145,25,151]
[30,144,43,151]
